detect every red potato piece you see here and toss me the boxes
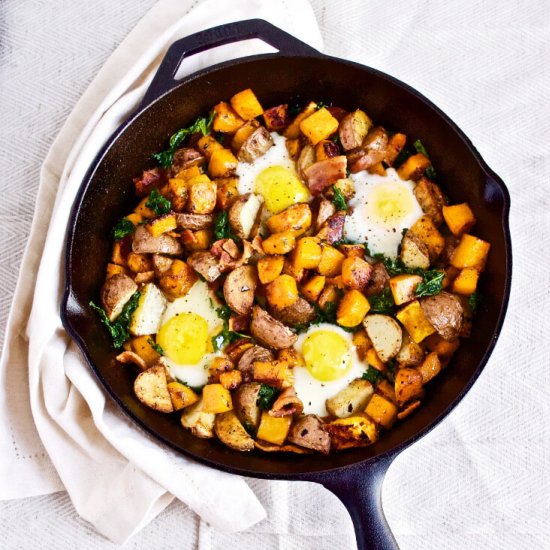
[420,291,464,341]
[171,147,205,174]
[223,265,257,315]
[187,251,223,282]
[349,127,389,173]
[237,126,274,163]
[287,414,330,454]
[315,198,336,232]
[175,213,213,230]
[132,225,182,256]
[100,274,138,322]
[237,346,274,382]
[250,306,298,350]
[269,297,315,326]
[133,168,166,197]
[304,156,348,195]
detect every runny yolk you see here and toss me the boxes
[301,330,352,382]
[157,313,208,365]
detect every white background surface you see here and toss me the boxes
[1,1,549,549]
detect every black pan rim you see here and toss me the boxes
[61,51,512,479]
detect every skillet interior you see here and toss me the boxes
[63,54,510,477]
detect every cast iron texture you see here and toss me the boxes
[61,20,512,550]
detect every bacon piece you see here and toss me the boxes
[133,167,166,197]
[304,156,348,195]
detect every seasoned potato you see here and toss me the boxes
[384,133,407,166]
[266,203,312,236]
[186,251,222,283]
[180,397,216,438]
[129,283,167,336]
[338,109,372,151]
[326,378,374,418]
[116,350,147,371]
[314,139,340,161]
[400,232,431,270]
[237,126,273,163]
[348,127,388,173]
[325,414,378,450]
[132,225,182,256]
[250,306,297,349]
[134,364,173,413]
[266,274,299,310]
[414,177,446,226]
[394,367,424,406]
[341,256,372,290]
[233,382,262,429]
[223,265,257,315]
[304,156,348,195]
[410,215,445,260]
[363,314,403,362]
[187,175,217,213]
[159,259,197,301]
[420,291,464,340]
[270,296,315,326]
[288,415,331,454]
[396,333,425,367]
[228,193,263,239]
[100,274,138,322]
[416,351,442,384]
[214,410,255,451]
[263,104,290,131]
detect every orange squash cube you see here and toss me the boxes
[257,255,285,284]
[301,275,326,302]
[146,214,177,237]
[396,300,436,343]
[230,88,264,120]
[292,237,322,270]
[202,384,233,413]
[365,394,398,429]
[212,101,244,133]
[299,107,339,145]
[167,382,200,411]
[317,244,345,277]
[262,231,296,255]
[284,101,318,139]
[451,234,491,271]
[452,267,479,295]
[256,411,292,445]
[397,153,431,181]
[442,203,476,236]
[266,274,299,310]
[208,149,238,178]
[389,274,423,305]
[337,289,371,327]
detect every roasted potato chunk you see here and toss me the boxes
[215,410,255,451]
[134,364,173,413]
[100,274,138,322]
[326,378,374,418]
[158,259,197,301]
[180,397,216,438]
[363,314,403,362]
[223,265,257,315]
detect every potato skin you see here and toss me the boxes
[223,265,257,315]
[100,274,138,322]
[132,225,182,256]
[233,382,263,429]
[250,306,298,350]
[288,415,331,454]
[214,410,255,451]
[180,397,216,438]
[420,291,464,340]
[269,297,315,326]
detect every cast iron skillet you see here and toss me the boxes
[61,20,512,549]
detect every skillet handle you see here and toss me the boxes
[141,19,320,107]
[311,457,399,550]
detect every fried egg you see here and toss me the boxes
[236,132,310,214]
[292,323,366,416]
[344,168,424,258]
[157,280,223,387]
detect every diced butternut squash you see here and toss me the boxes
[202,383,233,413]
[208,356,234,383]
[368,162,386,176]
[292,237,322,269]
[397,153,431,181]
[187,175,217,214]
[134,196,156,218]
[262,231,296,255]
[126,213,143,226]
[301,275,326,302]
[215,177,239,209]
[111,240,128,266]
[317,244,345,276]
[384,133,407,166]
[314,139,340,161]
[158,259,197,301]
[299,107,339,145]
[284,101,318,139]
[410,215,445,260]
[131,335,162,367]
[389,274,423,305]
[263,104,289,131]
[256,411,292,445]
[282,258,306,283]
[168,178,189,212]
[219,369,243,390]
[167,382,200,411]
[253,360,294,389]
[442,203,476,236]
[174,165,202,181]
[318,284,339,311]
[339,244,365,259]
[416,351,442,384]
[212,101,244,133]
[277,347,305,368]
[184,229,212,252]
[197,134,224,158]
[341,256,372,290]
[257,255,285,284]
[423,333,460,360]
[394,367,424,406]
[352,329,372,361]
[146,214,177,237]
[325,414,378,450]
[106,263,129,279]
[266,274,299,310]
[452,267,479,295]
[208,149,238,178]
[377,379,396,404]
[266,203,312,236]
[337,289,371,327]
[451,234,491,270]
[366,347,385,371]
[127,252,153,273]
[230,88,264,120]
[396,300,436,343]
[365,393,398,429]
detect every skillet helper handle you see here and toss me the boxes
[315,457,398,550]
[141,19,320,107]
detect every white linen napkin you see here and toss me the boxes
[0,0,323,543]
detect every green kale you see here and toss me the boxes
[316,101,329,110]
[368,288,395,315]
[362,366,383,385]
[147,338,164,356]
[413,139,437,179]
[257,384,280,410]
[112,218,135,240]
[468,291,483,313]
[89,291,140,349]
[394,147,412,168]
[332,237,357,248]
[216,303,232,321]
[415,270,445,297]
[331,185,348,212]
[152,112,215,167]
[213,210,239,242]
[384,360,397,383]
[175,377,204,394]
[146,188,171,216]
[211,320,250,352]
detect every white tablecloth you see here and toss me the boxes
[1,1,548,549]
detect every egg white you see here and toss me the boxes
[236,132,292,195]
[292,323,366,417]
[344,168,424,258]
[160,280,223,387]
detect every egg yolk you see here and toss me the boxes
[157,313,208,365]
[365,181,414,228]
[254,165,310,213]
[302,330,352,382]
